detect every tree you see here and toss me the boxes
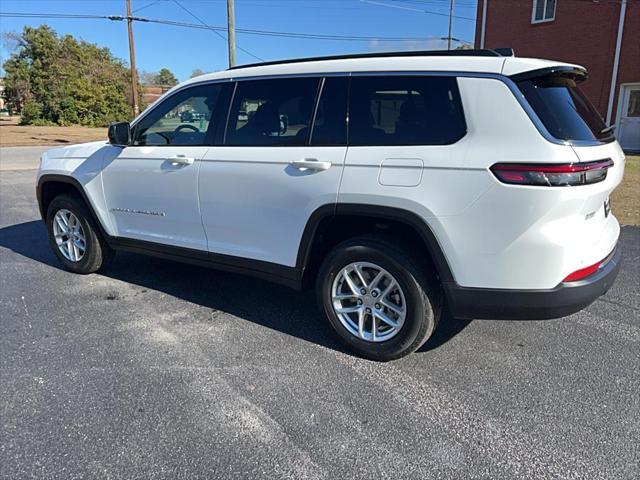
[190,68,205,78]
[140,70,159,86]
[154,68,178,86]
[2,25,134,126]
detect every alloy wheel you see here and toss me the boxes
[52,209,86,262]
[331,261,407,342]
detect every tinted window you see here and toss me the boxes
[133,84,225,146]
[310,77,349,146]
[349,76,466,146]
[225,78,320,146]
[517,75,613,143]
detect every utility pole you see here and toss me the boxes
[227,0,236,67]
[447,0,454,50]
[126,0,140,116]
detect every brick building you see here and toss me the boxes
[475,0,639,151]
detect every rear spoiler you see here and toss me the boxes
[510,66,588,83]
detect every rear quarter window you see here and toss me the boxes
[348,76,466,146]
[516,74,614,143]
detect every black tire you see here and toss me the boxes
[46,193,114,274]
[317,235,442,361]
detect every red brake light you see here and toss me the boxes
[491,159,613,186]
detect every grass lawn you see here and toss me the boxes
[0,116,106,147]
[612,155,639,226]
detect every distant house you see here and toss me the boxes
[141,85,173,108]
[475,0,639,152]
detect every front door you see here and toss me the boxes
[617,85,640,151]
[199,76,349,267]
[102,83,228,251]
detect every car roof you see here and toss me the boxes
[141,51,583,117]
[180,51,582,85]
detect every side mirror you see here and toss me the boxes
[108,121,131,146]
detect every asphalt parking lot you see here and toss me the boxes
[1,150,639,479]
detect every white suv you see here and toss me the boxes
[37,50,624,360]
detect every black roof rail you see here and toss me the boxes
[228,48,516,70]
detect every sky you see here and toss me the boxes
[0,0,479,81]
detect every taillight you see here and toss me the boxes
[490,159,613,186]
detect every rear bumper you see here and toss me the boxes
[445,246,621,320]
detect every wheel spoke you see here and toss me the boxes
[371,315,377,341]
[333,292,358,301]
[380,281,397,299]
[357,308,365,339]
[55,215,68,233]
[342,271,360,295]
[375,310,399,328]
[369,271,384,290]
[382,299,404,315]
[64,240,73,260]
[354,264,368,288]
[335,305,361,314]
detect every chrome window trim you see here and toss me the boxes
[308,77,326,145]
[131,70,607,148]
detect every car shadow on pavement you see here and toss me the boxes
[1,220,470,357]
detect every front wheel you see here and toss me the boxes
[46,194,114,274]
[317,235,442,361]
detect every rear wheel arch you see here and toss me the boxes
[298,203,455,289]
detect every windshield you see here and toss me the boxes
[516,74,614,143]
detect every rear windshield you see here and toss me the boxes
[516,74,614,143]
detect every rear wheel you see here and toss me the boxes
[317,235,442,361]
[46,194,114,274]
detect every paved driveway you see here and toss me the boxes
[1,160,639,479]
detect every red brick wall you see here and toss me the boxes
[475,0,640,121]
[614,1,640,121]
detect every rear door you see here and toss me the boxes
[617,85,640,151]
[339,75,469,216]
[198,76,349,266]
[102,83,229,250]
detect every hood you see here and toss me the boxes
[44,140,108,160]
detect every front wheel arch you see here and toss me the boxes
[37,175,110,240]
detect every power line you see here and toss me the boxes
[0,12,464,42]
[359,0,475,21]
[171,0,262,61]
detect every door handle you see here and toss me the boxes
[170,155,195,166]
[291,158,331,171]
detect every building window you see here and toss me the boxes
[532,0,556,23]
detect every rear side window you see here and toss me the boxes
[516,74,613,143]
[225,77,320,146]
[348,76,466,146]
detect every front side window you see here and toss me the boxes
[225,78,320,146]
[532,0,556,23]
[516,73,613,143]
[132,84,225,146]
[348,76,466,146]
